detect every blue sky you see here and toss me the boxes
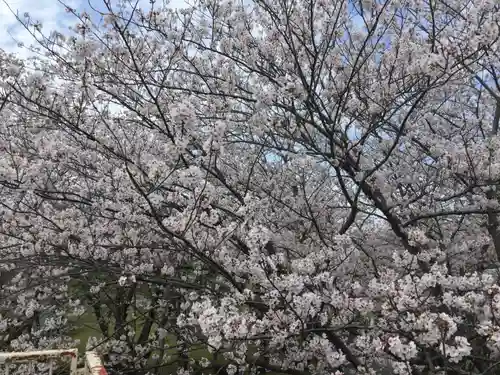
[0,0,188,58]
[1,0,366,59]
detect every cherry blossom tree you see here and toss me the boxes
[0,0,500,374]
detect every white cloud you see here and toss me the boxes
[0,0,188,58]
[0,0,82,58]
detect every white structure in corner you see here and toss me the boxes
[0,349,107,375]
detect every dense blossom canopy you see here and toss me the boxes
[0,0,500,374]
